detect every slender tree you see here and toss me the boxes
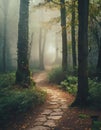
[0,0,9,72]
[72,0,89,106]
[39,28,47,70]
[39,28,42,69]
[16,0,30,87]
[97,38,101,81]
[60,0,68,72]
[46,0,68,72]
[89,1,101,81]
[55,35,59,64]
[71,0,77,70]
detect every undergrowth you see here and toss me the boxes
[88,79,101,109]
[0,73,15,88]
[48,67,101,109]
[48,67,66,84]
[0,73,46,127]
[60,76,78,95]
[60,76,101,109]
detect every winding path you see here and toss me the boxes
[28,71,73,130]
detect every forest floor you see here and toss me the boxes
[6,71,101,130]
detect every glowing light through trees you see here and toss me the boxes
[48,46,55,54]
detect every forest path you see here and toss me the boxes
[28,71,74,130]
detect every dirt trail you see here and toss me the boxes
[27,71,74,130]
[6,71,101,130]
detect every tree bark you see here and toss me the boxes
[71,0,77,70]
[72,0,89,106]
[97,38,101,81]
[16,0,30,87]
[60,0,67,72]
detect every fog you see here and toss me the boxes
[29,2,62,69]
[31,0,45,5]
[0,0,19,71]
[0,0,70,72]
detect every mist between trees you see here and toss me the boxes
[0,0,100,80]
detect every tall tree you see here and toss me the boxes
[46,0,68,72]
[89,0,101,80]
[60,0,68,72]
[0,0,9,72]
[72,0,89,106]
[54,34,59,64]
[97,38,101,81]
[39,28,47,70]
[16,0,30,87]
[71,0,77,70]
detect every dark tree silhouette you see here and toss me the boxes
[16,0,30,87]
[71,0,77,70]
[60,0,67,72]
[72,0,89,106]
[97,38,101,81]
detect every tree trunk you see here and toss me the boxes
[2,13,7,73]
[71,0,77,70]
[16,0,30,87]
[97,38,101,81]
[2,0,9,73]
[72,0,89,106]
[28,32,34,60]
[39,29,46,70]
[55,40,59,63]
[39,28,43,70]
[60,0,67,72]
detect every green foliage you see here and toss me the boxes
[60,76,101,109]
[60,76,77,95]
[0,87,46,126]
[78,114,89,119]
[0,73,46,127]
[92,121,101,130]
[0,73,15,88]
[88,79,101,109]
[48,67,66,84]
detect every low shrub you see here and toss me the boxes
[60,77,101,109]
[0,73,15,88]
[0,73,46,127]
[88,79,101,109]
[78,114,89,119]
[0,87,46,126]
[92,121,101,130]
[60,76,77,95]
[48,67,66,84]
